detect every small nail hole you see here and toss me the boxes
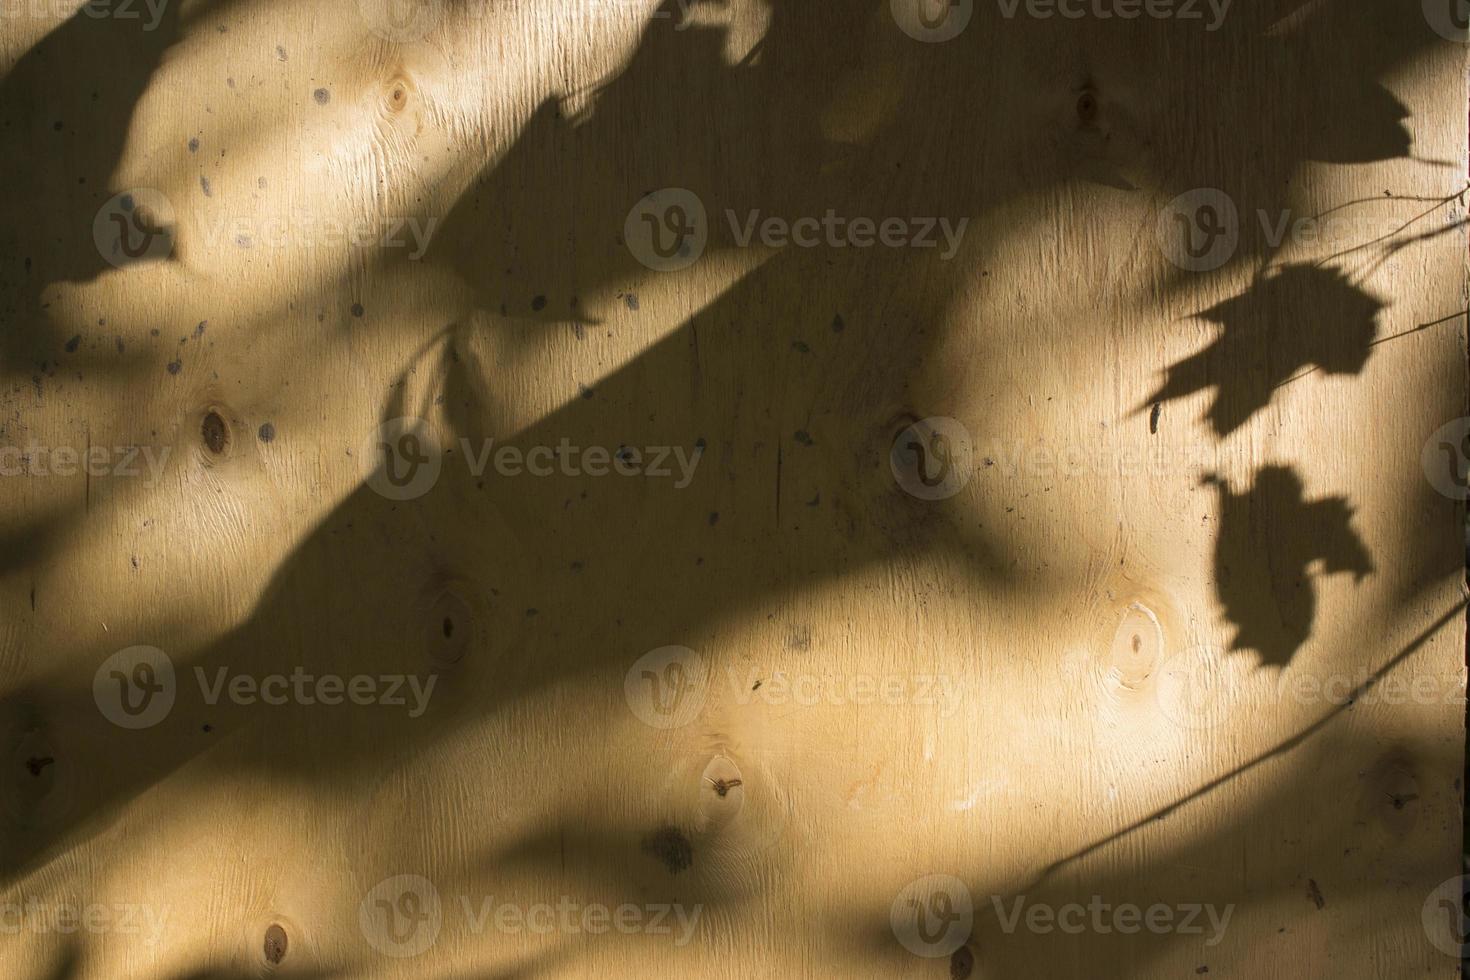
[1076,91,1098,124]
[426,591,473,667]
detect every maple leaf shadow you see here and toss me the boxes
[1204,465,1374,669]
[1145,264,1385,437]
[1292,55,1413,166]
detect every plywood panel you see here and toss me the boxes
[0,0,1465,977]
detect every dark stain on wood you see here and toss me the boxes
[1076,89,1098,125]
[641,825,693,874]
[950,944,975,980]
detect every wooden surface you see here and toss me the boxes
[0,0,1466,977]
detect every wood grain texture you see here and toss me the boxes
[0,0,1465,977]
